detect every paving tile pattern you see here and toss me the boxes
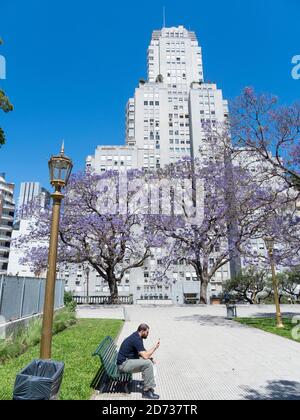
[79,305,300,400]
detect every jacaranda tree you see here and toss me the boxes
[230,87,300,191]
[149,157,299,304]
[18,170,164,301]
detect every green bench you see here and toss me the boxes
[92,336,132,394]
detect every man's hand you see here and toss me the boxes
[139,339,161,360]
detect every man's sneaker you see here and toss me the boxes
[142,389,160,400]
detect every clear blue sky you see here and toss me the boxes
[0,0,300,198]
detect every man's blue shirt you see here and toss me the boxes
[117,332,146,365]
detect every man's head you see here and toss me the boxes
[137,323,150,339]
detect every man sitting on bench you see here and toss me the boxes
[117,323,160,400]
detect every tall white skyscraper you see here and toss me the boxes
[84,26,231,303]
[127,26,228,169]
[88,26,228,174]
[147,27,204,85]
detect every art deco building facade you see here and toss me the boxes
[82,26,231,303]
[0,173,15,275]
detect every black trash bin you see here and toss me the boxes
[226,304,237,320]
[13,360,64,400]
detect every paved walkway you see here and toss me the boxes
[77,305,300,400]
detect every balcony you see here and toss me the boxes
[0,225,13,232]
[0,246,9,252]
[2,203,15,211]
[0,236,11,242]
[0,257,9,263]
[1,195,15,204]
[1,214,14,222]
[0,185,13,194]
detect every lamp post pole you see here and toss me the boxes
[85,265,90,305]
[265,238,284,329]
[40,144,73,360]
[40,190,63,359]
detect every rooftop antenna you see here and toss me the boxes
[163,6,166,28]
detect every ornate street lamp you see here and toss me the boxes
[264,237,284,329]
[48,143,73,189]
[40,143,73,359]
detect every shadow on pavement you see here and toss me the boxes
[242,380,300,400]
[174,315,242,327]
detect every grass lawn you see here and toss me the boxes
[0,319,123,400]
[236,318,300,343]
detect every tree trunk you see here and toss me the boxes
[247,291,255,305]
[200,280,209,305]
[245,296,254,305]
[108,276,119,303]
[194,261,209,305]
